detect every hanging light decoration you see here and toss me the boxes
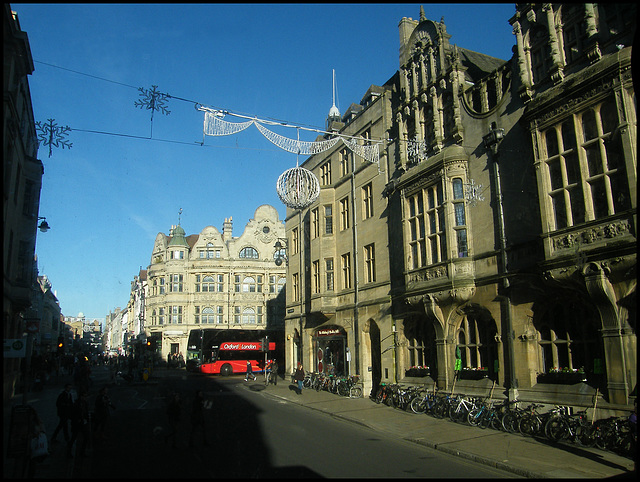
[276,128,320,209]
[276,165,320,209]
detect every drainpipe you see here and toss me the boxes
[483,123,518,401]
[351,156,361,376]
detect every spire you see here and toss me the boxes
[420,5,426,22]
[326,69,341,131]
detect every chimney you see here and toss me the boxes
[223,216,233,240]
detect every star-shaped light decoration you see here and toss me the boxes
[35,118,72,157]
[134,85,171,137]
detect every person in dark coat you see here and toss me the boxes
[189,390,209,448]
[294,363,305,395]
[93,386,115,441]
[67,391,90,458]
[51,384,74,443]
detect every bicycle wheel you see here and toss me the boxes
[501,411,520,433]
[350,386,362,398]
[519,414,541,437]
[576,422,597,447]
[489,410,503,431]
[411,396,427,414]
[467,407,484,427]
[545,416,569,442]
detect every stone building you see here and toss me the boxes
[284,4,636,411]
[145,205,287,360]
[3,5,46,401]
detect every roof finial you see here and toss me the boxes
[178,207,182,225]
[420,5,426,22]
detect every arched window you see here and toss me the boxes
[404,317,437,373]
[201,307,216,324]
[239,247,259,259]
[242,277,256,293]
[456,312,498,378]
[242,307,256,324]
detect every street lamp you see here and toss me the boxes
[274,239,288,266]
[37,217,50,232]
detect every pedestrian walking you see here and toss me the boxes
[294,363,305,394]
[165,391,181,448]
[51,384,74,443]
[244,360,256,381]
[67,391,90,458]
[267,359,278,385]
[189,390,209,448]
[93,386,115,442]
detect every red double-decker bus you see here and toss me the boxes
[186,328,276,376]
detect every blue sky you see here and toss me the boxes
[12,3,516,324]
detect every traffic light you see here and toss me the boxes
[261,336,269,352]
[57,336,64,354]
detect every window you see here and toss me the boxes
[535,297,602,377]
[311,208,319,239]
[407,181,447,269]
[325,258,334,291]
[242,307,256,324]
[561,4,588,65]
[339,197,350,230]
[341,253,352,290]
[362,182,373,220]
[452,178,468,257]
[292,273,299,301]
[234,275,241,292]
[158,307,165,325]
[201,307,217,324]
[324,205,333,235]
[292,227,299,255]
[170,250,184,260]
[456,314,497,373]
[321,161,332,186]
[405,316,437,370]
[199,243,216,259]
[234,306,241,324]
[159,277,165,294]
[340,148,350,177]
[170,274,183,292]
[269,275,286,293]
[312,260,320,294]
[239,247,259,259]
[364,244,376,283]
[529,26,551,85]
[242,276,257,293]
[169,305,182,324]
[542,97,629,230]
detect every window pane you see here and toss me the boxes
[585,144,603,176]
[456,229,468,257]
[569,186,586,225]
[427,189,435,210]
[604,135,623,170]
[610,172,631,212]
[410,219,417,240]
[564,152,580,184]
[454,203,466,226]
[418,217,425,238]
[582,110,598,141]
[561,121,577,151]
[430,237,438,263]
[428,212,436,234]
[589,179,609,219]
[548,159,563,190]
[600,99,618,135]
[546,129,559,157]
[551,193,567,229]
[452,179,464,199]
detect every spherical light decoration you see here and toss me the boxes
[276,166,320,209]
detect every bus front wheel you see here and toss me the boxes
[220,364,233,377]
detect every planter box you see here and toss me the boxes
[458,370,489,380]
[537,372,587,385]
[405,368,430,378]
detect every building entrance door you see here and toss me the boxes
[313,326,347,376]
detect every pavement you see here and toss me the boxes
[4,366,636,479]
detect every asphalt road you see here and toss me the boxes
[70,370,517,478]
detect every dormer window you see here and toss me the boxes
[170,250,184,260]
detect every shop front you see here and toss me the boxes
[313,326,348,376]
